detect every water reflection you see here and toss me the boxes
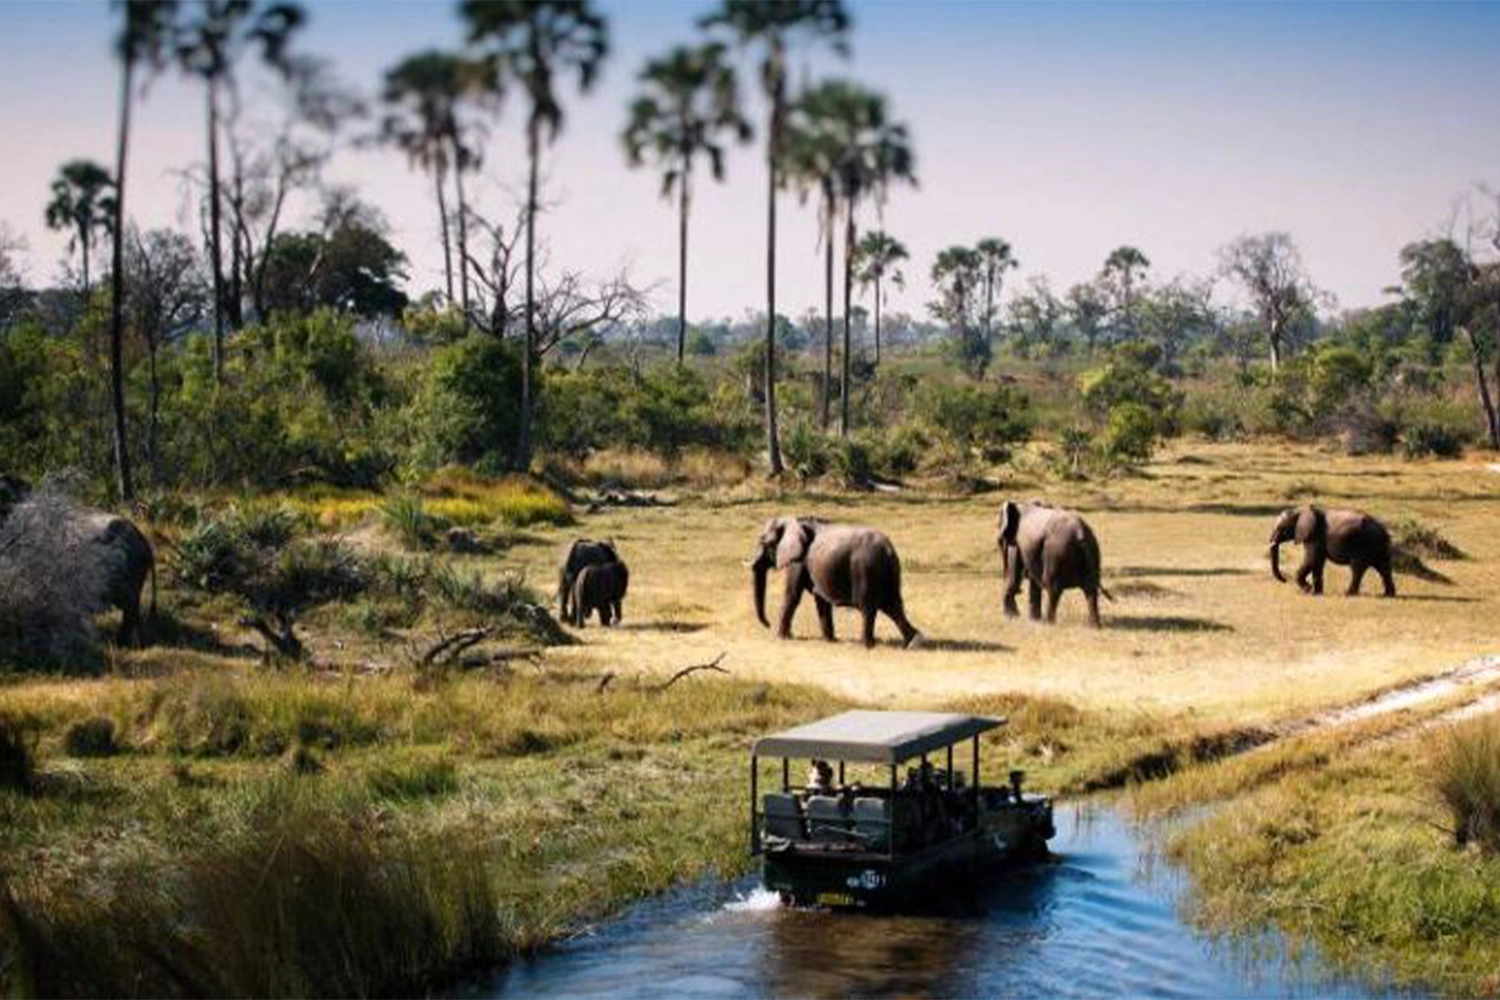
[486,808,1406,1000]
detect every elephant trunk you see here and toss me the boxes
[751,553,772,629]
[1269,540,1287,583]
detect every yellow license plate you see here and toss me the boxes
[816,892,857,907]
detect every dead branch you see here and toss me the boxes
[595,672,617,694]
[652,652,728,692]
[420,626,494,667]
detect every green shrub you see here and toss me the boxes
[1402,420,1467,459]
[1435,715,1500,853]
[781,421,829,481]
[63,717,118,758]
[411,335,524,474]
[828,437,873,488]
[1103,402,1159,462]
[1078,352,1181,433]
[1392,518,1466,561]
[915,380,1031,463]
[1180,390,1245,441]
[864,425,925,478]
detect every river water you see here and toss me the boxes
[485,807,1409,999]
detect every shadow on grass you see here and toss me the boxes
[1108,614,1234,633]
[1112,565,1255,579]
[617,620,711,634]
[914,637,1013,654]
[147,611,259,658]
[1393,594,1481,604]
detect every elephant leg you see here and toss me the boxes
[1002,552,1023,618]
[612,598,623,624]
[118,600,142,648]
[1085,588,1102,628]
[1044,585,1061,624]
[1347,561,1367,596]
[860,605,878,648]
[777,576,805,640]
[1378,556,1397,597]
[814,595,835,641]
[883,596,921,647]
[1027,578,1043,621]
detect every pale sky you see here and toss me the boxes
[2,0,1498,322]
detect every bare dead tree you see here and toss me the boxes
[1217,232,1323,373]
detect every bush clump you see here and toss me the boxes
[1435,715,1500,854]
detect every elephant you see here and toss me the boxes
[570,560,628,628]
[997,499,1112,627]
[87,513,157,646]
[749,516,921,648]
[3,497,156,647]
[557,538,619,621]
[1269,505,1395,597]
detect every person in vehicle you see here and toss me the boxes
[806,759,835,795]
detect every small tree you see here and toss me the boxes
[975,237,1017,352]
[1100,245,1150,342]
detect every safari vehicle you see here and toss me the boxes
[750,710,1054,909]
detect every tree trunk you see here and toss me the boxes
[109,54,136,504]
[821,189,833,430]
[763,93,784,474]
[873,271,882,366]
[1465,326,1500,449]
[677,164,690,367]
[517,115,539,472]
[453,140,471,329]
[228,165,244,330]
[984,266,994,352]
[1269,324,1282,374]
[80,233,91,300]
[840,199,855,438]
[207,77,226,384]
[148,330,160,486]
[435,165,453,305]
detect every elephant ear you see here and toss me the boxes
[1296,506,1326,544]
[775,518,815,568]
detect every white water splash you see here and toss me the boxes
[721,886,782,913]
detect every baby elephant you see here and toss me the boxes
[1268,505,1395,597]
[570,560,629,628]
[998,499,1112,627]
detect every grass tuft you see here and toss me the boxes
[1434,714,1500,853]
[0,715,33,792]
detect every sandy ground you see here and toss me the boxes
[497,442,1499,727]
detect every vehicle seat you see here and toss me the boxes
[805,795,847,843]
[762,793,804,841]
[852,797,890,852]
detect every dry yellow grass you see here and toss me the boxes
[500,441,1499,727]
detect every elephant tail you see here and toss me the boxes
[1098,584,1115,603]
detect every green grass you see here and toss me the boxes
[1434,713,1500,854]
[1167,724,1500,995]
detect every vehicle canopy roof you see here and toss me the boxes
[753,710,1004,765]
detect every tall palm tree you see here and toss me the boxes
[1101,244,1150,342]
[622,43,750,367]
[932,245,986,377]
[853,229,906,366]
[105,0,176,504]
[784,92,841,429]
[975,237,1017,351]
[45,160,116,297]
[788,79,913,435]
[380,51,493,319]
[463,0,609,472]
[701,0,849,472]
[175,0,304,382]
